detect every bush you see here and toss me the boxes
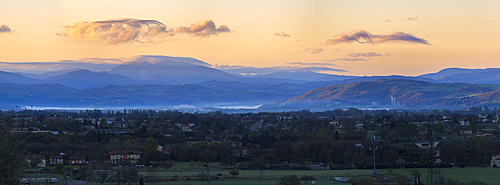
[277,175,300,185]
[229,169,239,177]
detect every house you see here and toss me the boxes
[476,132,493,139]
[175,123,195,132]
[161,147,172,155]
[460,121,470,127]
[109,150,141,165]
[49,156,63,166]
[69,156,86,166]
[181,124,191,131]
[490,154,500,167]
[26,156,46,167]
[88,129,135,135]
[309,163,330,170]
[249,120,277,132]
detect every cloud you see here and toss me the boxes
[175,19,230,38]
[297,47,323,54]
[404,17,417,21]
[0,25,11,33]
[213,64,247,69]
[275,32,290,38]
[60,18,230,44]
[384,19,392,23]
[348,52,383,57]
[287,62,335,66]
[486,20,494,23]
[326,58,367,62]
[326,30,429,45]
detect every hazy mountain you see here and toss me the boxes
[417,67,500,84]
[252,71,334,81]
[436,68,500,84]
[262,79,500,109]
[0,70,44,85]
[109,55,238,82]
[45,69,140,89]
[337,75,435,84]
[316,74,357,82]
[0,83,79,107]
[240,77,307,84]
[419,68,478,80]
[21,68,83,79]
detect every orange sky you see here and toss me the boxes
[1,0,500,76]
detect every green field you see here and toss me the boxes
[138,164,500,185]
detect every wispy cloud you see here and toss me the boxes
[326,29,429,45]
[348,52,383,57]
[60,18,230,44]
[384,19,392,23]
[215,64,345,75]
[286,62,334,66]
[326,58,367,62]
[0,60,121,74]
[296,47,323,54]
[275,32,290,38]
[403,17,417,21]
[0,25,11,33]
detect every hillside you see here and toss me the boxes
[263,79,500,109]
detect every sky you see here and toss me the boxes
[1,0,500,76]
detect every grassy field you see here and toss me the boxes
[138,163,500,185]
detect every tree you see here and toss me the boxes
[139,175,144,185]
[54,163,65,174]
[0,126,25,184]
[300,175,314,185]
[396,159,405,169]
[197,172,208,180]
[410,168,421,185]
[99,118,107,128]
[122,167,139,182]
[277,175,300,185]
[229,169,239,178]
[144,137,159,152]
[30,157,42,169]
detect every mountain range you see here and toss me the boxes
[262,79,500,110]
[2,55,500,110]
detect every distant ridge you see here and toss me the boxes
[110,55,237,82]
[45,69,140,89]
[0,70,44,85]
[263,79,500,109]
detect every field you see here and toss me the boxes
[138,163,500,185]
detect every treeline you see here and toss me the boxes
[1,107,500,171]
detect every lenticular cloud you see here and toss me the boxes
[327,30,429,45]
[60,19,230,44]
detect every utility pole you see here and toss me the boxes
[16,106,18,128]
[30,105,33,126]
[427,123,441,185]
[372,136,378,174]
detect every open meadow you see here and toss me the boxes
[137,162,500,185]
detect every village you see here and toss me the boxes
[2,107,500,184]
